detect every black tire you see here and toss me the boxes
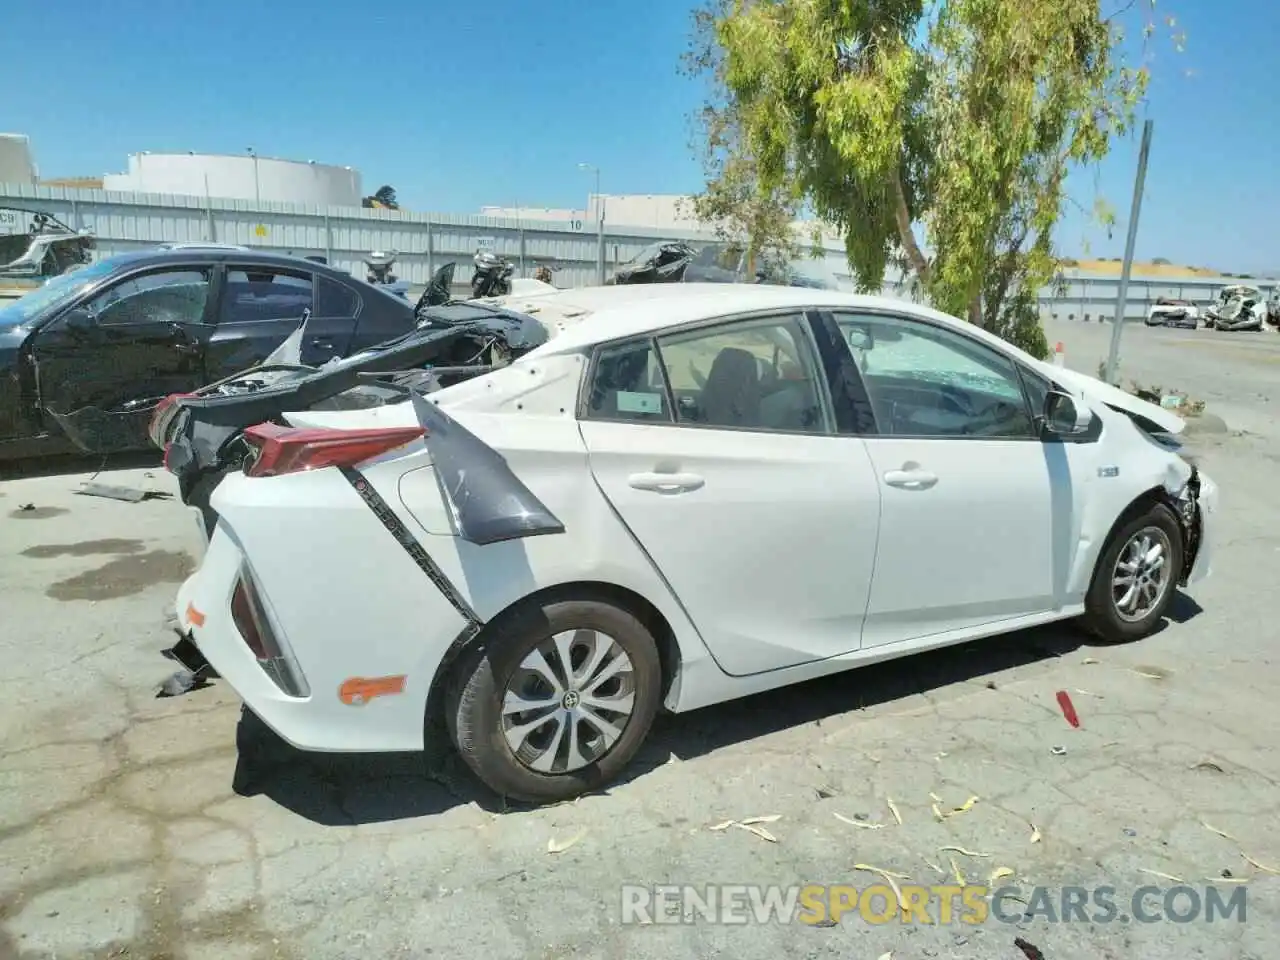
[444,598,662,803]
[1080,502,1183,643]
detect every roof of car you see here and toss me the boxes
[520,283,988,355]
[95,246,358,280]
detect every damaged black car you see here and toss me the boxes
[0,248,514,461]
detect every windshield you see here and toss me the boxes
[0,257,122,327]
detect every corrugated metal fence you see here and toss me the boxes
[1,182,1264,319]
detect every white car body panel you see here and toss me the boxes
[176,284,1215,753]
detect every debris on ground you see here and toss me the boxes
[988,866,1015,883]
[886,797,903,825]
[834,812,884,829]
[1029,823,1042,843]
[18,502,35,511]
[852,863,910,908]
[1014,936,1047,960]
[1055,690,1081,728]
[1201,821,1237,842]
[709,815,780,842]
[1192,760,1225,773]
[76,482,170,503]
[1138,868,1185,883]
[939,845,990,859]
[1050,745,1067,756]
[547,830,586,854]
[1082,657,1099,664]
[1242,853,1280,875]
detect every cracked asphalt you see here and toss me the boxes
[1,320,1278,960]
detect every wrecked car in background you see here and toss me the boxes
[1203,285,1266,331]
[0,211,95,280]
[1144,297,1199,329]
[607,240,846,290]
[0,247,425,460]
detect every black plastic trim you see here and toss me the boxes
[340,466,483,627]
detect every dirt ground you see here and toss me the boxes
[1,320,1278,960]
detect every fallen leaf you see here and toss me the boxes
[877,953,893,960]
[1074,688,1104,699]
[547,830,586,854]
[950,857,966,885]
[834,812,883,829]
[1132,668,1165,680]
[1082,657,1099,664]
[924,859,945,876]
[1029,823,1042,844]
[739,815,781,825]
[1138,868,1185,883]
[989,867,1015,883]
[939,845,991,858]
[853,864,909,910]
[1201,821,1238,842]
[929,792,943,803]
[931,803,945,821]
[735,822,777,843]
[886,797,903,825]
[946,796,979,817]
[1211,877,1249,884]
[934,752,948,761]
[1242,853,1280,876]
[1193,760,1225,773]
[708,820,735,831]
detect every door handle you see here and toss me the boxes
[883,469,938,490]
[627,472,705,494]
[172,341,200,356]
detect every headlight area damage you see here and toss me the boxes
[1104,399,1205,585]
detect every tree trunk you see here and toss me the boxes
[967,296,984,328]
[891,171,930,284]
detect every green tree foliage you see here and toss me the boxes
[362,185,400,210]
[686,0,1176,358]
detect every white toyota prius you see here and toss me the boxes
[173,284,1216,802]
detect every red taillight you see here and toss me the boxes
[241,423,426,478]
[148,392,195,448]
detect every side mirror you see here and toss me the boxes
[1043,390,1093,436]
[845,325,873,352]
[61,307,96,333]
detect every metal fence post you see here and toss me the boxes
[324,209,332,262]
[425,220,434,281]
[519,226,526,274]
[1105,119,1153,384]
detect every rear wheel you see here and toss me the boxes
[1081,503,1183,643]
[445,598,662,802]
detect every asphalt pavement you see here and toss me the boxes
[0,318,1277,960]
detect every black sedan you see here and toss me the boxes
[0,248,422,460]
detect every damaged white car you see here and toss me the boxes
[171,285,1216,802]
[1204,285,1267,331]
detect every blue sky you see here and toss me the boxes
[6,0,1276,272]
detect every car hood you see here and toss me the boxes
[1034,361,1186,435]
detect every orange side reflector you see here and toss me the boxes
[186,602,206,627]
[339,675,407,706]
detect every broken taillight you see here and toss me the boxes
[230,569,310,697]
[148,392,196,449]
[240,423,426,478]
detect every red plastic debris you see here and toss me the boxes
[1055,690,1080,728]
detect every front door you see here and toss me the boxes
[578,310,883,677]
[30,265,216,451]
[830,311,1065,648]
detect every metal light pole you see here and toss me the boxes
[247,147,260,205]
[1105,119,1154,385]
[578,162,604,284]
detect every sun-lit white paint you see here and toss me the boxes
[176,284,1214,754]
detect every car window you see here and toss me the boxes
[88,268,211,327]
[833,312,1036,439]
[583,340,670,423]
[656,314,831,434]
[221,268,313,324]
[316,276,360,319]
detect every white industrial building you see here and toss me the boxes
[102,152,363,206]
[0,134,37,186]
[480,193,841,241]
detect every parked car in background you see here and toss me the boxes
[607,240,847,290]
[0,212,95,280]
[1144,298,1199,328]
[170,283,1214,803]
[0,247,421,460]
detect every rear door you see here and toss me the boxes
[204,264,316,379]
[30,264,216,449]
[577,310,883,677]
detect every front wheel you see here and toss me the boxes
[445,598,663,802]
[1081,503,1183,643]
